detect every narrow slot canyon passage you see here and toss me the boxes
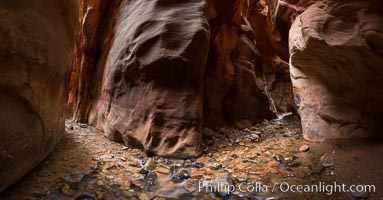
[1,0,383,199]
[2,116,383,199]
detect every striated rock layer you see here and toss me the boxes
[0,0,77,192]
[289,0,383,141]
[88,0,210,158]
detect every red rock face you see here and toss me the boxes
[85,0,210,158]
[289,0,383,141]
[0,0,77,192]
[204,0,274,129]
[68,0,300,157]
[1,0,383,193]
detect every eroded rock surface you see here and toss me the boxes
[289,0,383,141]
[0,0,77,192]
[204,0,274,129]
[88,0,210,158]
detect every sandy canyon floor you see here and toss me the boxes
[1,115,383,200]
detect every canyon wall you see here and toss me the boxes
[289,0,383,141]
[2,0,382,191]
[0,0,77,192]
[69,0,298,157]
[88,0,210,158]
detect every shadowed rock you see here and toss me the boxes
[0,0,77,192]
[289,0,383,141]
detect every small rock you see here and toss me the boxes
[210,163,222,170]
[273,155,284,163]
[178,169,190,179]
[184,159,192,167]
[79,123,88,128]
[192,162,204,168]
[284,156,294,163]
[156,167,170,174]
[231,154,239,158]
[131,179,145,189]
[122,146,130,150]
[172,175,183,183]
[299,145,310,152]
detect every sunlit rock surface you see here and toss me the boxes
[289,0,383,141]
[0,0,77,192]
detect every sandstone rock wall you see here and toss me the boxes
[0,0,77,192]
[69,0,299,157]
[204,0,274,129]
[87,0,210,158]
[289,0,383,141]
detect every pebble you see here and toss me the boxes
[171,169,189,183]
[210,163,222,170]
[131,179,144,189]
[299,145,310,152]
[156,167,170,174]
[192,162,204,168]
[273,155,284,163]
[79,123,88,128]
[184,159,192,167]
[172,175,183,183]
